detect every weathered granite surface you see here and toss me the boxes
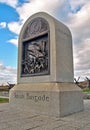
[0,100,90,130]
[10,83,83,117]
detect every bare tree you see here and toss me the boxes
[86,77,90,89]
[74,77,81,87]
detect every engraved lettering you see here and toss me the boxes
[14,92,49,102]
[14,93,25,99]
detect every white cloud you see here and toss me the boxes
[7,21,21,46]
[0,61,17,85]
[68,0,89,11]
[74,38,90,79]
[67,1,90,40]
[8,37,18,47]
[8,21,22,35]
[16,0,64,22]
[0,0,18,8]
[0,22,6,29]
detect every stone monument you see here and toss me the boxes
[10,12,83,117]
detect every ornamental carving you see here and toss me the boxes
[21,17,50,77]
[23,17,49,39]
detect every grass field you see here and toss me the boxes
[83,89,90,92]
[0,98,9,103]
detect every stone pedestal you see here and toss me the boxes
[10,83,83,117]
[10,12,84,117]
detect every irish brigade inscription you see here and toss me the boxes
[21,18,50,76]
[10,12,83,117]
[14,92,49,102]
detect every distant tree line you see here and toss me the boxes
[0,82,15,91]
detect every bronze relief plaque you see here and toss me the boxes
[21,17,50,77]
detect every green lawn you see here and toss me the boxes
[0,89,9,92]
[0,98,9,103]
[83,89,90,92]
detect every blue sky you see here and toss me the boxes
[0,4,17,67]
[0,0,90,84]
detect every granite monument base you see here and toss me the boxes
[10,83,84,117]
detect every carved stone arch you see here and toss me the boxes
[21,17,50,77]
[22,17,49,40]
